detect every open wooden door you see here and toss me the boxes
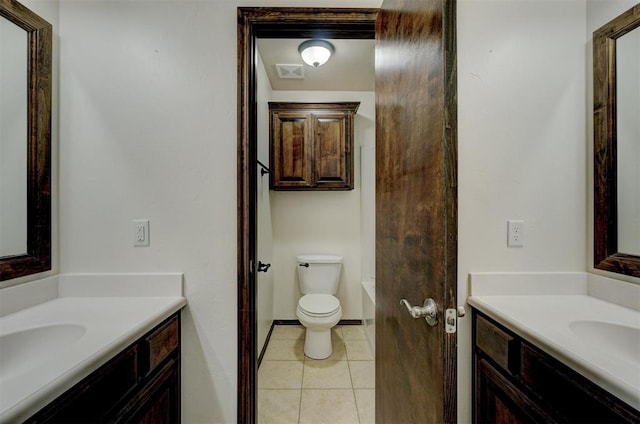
[375,0,458,422]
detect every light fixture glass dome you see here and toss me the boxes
[298,40,335,67]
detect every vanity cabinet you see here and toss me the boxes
[269,102,359,191]
[25,313,181,424]
[473,310,639,424]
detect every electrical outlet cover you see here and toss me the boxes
[507,220,524,247]
[133,219,150,247]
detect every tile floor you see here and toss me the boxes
[258,324,375,424]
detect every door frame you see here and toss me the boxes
[375,1,458,422]
[237,8,378,423]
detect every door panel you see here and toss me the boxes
[272,112,313,187]
[375,0,457,422]
[314,114,347,184]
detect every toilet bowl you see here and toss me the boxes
[296,255,343,359]
[296,294,343,359]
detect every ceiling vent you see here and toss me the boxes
[276,64,305,79]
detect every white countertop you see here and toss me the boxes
[468,272,640,412]
[0,273,186,423]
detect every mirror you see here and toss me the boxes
[616,28,640,256]
[593,4,640,277]
[1,15,28,257]
[0,0,52,281]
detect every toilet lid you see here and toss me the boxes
[298,294,340,317]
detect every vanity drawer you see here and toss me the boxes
[475,315,519,375]
[144,315,179,374]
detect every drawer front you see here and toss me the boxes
[475,315,518,374]
[145,315,179,373]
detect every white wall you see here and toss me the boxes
[58,2,239,422]
[457,0,588,421]
[256,52,275,356]
[56,1,380,422]
[361,141,376,283]
[269,90,375,320]
[20,1,640,422]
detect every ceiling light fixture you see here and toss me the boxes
[298,39,335,67]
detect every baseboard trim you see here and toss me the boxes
[338,319,362,326]
[259,318,364,367]
[257,322,275,367]
[273,319,362,326]
[273,319,300,325]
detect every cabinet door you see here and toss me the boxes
[476,358,555,424]
[313,112,353,189]
[520,344,639,423]
[271,111,313,189]
[25,346,139,423]
[117,358,181,424]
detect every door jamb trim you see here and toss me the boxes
[237,8,378,423]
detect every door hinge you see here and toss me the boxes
[445,307,466,334]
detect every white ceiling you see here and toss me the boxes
[257,38,375,92]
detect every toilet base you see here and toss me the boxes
[303,328,333,359]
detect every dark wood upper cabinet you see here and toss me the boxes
[269,102,359,191]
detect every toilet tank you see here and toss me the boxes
[296,255,343,295]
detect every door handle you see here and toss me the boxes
[400,298,438,326]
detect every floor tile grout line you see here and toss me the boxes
[298,361,304,424]
[259,324,373,424]
[347,359,361,424]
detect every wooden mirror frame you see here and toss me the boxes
[593,4,640,278]
[0,0,52,281]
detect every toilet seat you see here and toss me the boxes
[298,294,340,317]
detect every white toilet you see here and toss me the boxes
[296,254,343,359]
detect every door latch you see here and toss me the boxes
[445,306,466,333]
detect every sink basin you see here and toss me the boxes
[0,324,86,380]
[569,320,640,364]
